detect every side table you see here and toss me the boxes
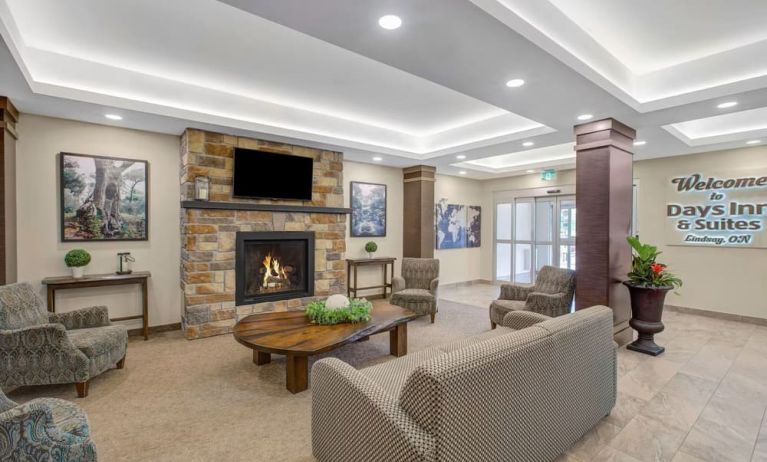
[346,258,396,299]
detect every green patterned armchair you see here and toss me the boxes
[0,282,128,398]
[0,387,97,461]
[489,265,576,328]
[390,258,439,323]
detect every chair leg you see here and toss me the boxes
[75,381,90,398]
[491,321,497,330]
[430,312,436,323]
[116,355,126,369]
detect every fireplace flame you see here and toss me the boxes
[262,253,288,288]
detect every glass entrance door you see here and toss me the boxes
[494,195,575,283]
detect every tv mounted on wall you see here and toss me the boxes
[233,148,313,200]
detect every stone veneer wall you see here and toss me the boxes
[180,129,346,339]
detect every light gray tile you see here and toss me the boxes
[639,372,718,431]
[609,414,687,462]
[606,392,648,429]
[679,341,739,382]
[671,451,707,462]
[680,416,758,462]
[592,446,643,462]
[566,420,623,461]
[752,411,767,462]
[619,358,682,401]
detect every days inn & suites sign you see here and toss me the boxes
[666,172,767,248]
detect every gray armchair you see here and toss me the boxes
[489,265,575,328]
[390,258,439,323]
[0,386,97,460]
[0,282,128,397]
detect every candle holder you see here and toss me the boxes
[195,176,210,201]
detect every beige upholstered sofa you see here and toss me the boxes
[312,305,616,462]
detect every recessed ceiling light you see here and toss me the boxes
[372,156,383,161]
[634,140,647,146]
[717,101,737,109]
[378,15,402,30]
[577,114,593,121]
[522,141,534,147]
[105,114,123,120]
[456,154,466,160]
[746,140,761,145]
[526,169,536,174]
[459,171,467,175]
[505,79,525,88]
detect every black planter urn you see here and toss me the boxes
[623,282,672,356]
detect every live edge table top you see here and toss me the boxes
[232,300,417,356]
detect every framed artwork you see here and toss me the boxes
[467,205,482,247]
[60,152,149,241]
[435,202,466,249]
[350,181,387,237]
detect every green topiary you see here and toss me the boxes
[305,298,373,325]
[64,249,91,268]
[365,241,378,253]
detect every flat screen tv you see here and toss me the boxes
[233,148,313,200]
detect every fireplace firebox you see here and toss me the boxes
[235,231,315,306]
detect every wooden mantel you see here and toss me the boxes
[180,200,351,214]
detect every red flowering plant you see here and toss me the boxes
[626,236,682,289]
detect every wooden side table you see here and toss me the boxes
[42,271,152,340]
[346,258,396,299]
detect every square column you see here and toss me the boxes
[402,165,436,258]
[0,97,17,285]
[574,118,634,345]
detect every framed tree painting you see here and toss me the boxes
[60,152,149,241]
[435,202,466,249]
[466,205,481,247]
[350,181,387,237]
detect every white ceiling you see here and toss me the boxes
[1,0,767,179]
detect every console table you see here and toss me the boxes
[42,271,151,340]
[346,257,396,299]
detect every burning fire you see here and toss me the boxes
[262,254,288,288]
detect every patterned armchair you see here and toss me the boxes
[489,265,575,328]
[390,258,439,323]
[0,386,98,461]
[0,282,128,398]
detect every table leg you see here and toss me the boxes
[347,261,351,297]
[46,287,55,312]
[141,279,149,340]
[253,350,271,365]
[353,265,358,299]
[389,324,407,357]
[286,355,308,394]
[389,262,395,299]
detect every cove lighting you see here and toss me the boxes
[459,171,467,175]
[746,140,761,145]
[105,114,123,120]
[634,140,647,146]
[378,15,402,30]
[456,154,466,160]
[526,169,536,174]
[522,141,534,147]
[372,156,383,161]
[717,101,738,109]
[505,79,525,88]
[577,114,593,121]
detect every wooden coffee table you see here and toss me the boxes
[233,300,418,393]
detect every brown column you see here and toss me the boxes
[0,97,18,285]
[574,118,634,345]
[402,165,435,258]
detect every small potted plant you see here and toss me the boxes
[365,241,378,259]
[65,249,91,279]
[623,236,682,356]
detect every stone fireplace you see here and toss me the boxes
[179,129,348,339]
[235,231,315,306]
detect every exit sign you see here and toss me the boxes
[541,169,557,181]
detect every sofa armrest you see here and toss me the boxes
[429,278,439,297]
[392,276,406,294]
[500,283,533,301]
[501,311,552,330]
[311,358,434,462]
[48,305,110,330]
[526,292,570,317]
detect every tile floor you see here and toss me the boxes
[441,283,767,462]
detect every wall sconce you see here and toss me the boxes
[195,176,210,201]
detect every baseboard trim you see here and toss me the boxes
[665,304,767,326]
[441,279,493,289]
[128,322,182,337]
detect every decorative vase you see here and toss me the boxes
[623,282,671,356]
[71,267,84,279]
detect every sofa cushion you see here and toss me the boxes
[68,325,128,358]
[0,282,49,330]
[435,327,513,353]
[391,288,434,303]
[489,299,526,325]
[360,347,445,397]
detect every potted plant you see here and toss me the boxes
[65,249,91,279]
[365,241,378,259]
[623,236,682,356]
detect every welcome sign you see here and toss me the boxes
[666,171,767,248]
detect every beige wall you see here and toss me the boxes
[16,115,181,328]
[435,174,484,285]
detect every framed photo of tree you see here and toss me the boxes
[60,152,149,241]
